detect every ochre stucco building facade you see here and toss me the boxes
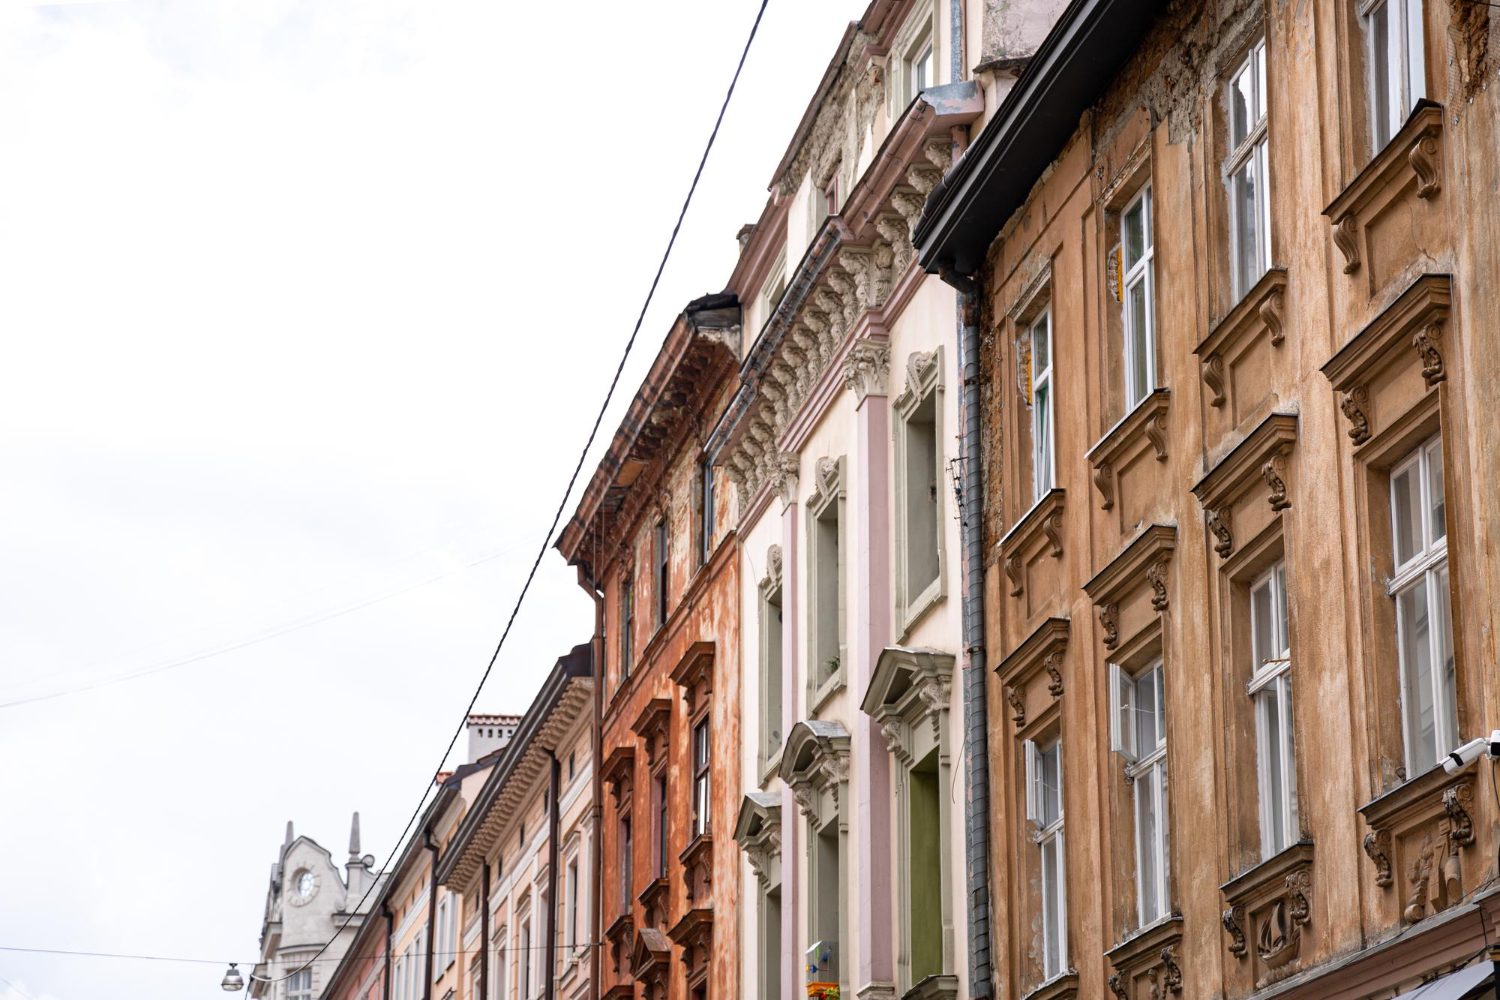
[916,2,1500,1000]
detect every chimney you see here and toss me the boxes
[466,714,521,763]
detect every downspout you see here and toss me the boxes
[424,830,438,1000]
[545,753,562,1000]
[382,903,394,1000]
[480,861,491,1000]
[579,565,605,1000]
[943,263,993,1000]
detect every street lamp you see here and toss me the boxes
[221,964,245,991]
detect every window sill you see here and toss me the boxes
[903,973,960,1000]
[1359,765,1475,895]
[810,667,846,716]
[897,576,945,644]
[1021,970,1078,1000]
[1105,914,1183,994]
[759,748,784,789]
[998,488,1066,604]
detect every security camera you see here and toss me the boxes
[1442,730,1500,774]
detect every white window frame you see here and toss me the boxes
[692,716,712,838]
[758,567,785,772]
[564,852,580,952]
[1388,434,1455,776]
[1024,738,1067,981]
[1226,39,1271,301]
[1248,562,1298,858]
[889,0,937,112]
[1109,658,1169,926]
[518,907,533,1000]
[619,576,634,681]
[288,969,314,1000]
[1120,185,1156,410]
[492,925,508,1000]
[1025,309,1055,502]
[1364,0,1425,152]
[893,347,946,631]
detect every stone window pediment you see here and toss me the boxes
[733,792,782,889]
[605,913,635,979]
[1083,525,1176,652]
[1321,273,1450,448]
[994,617,1069,729]
[602,745,636,800]
[1219,840,1314,991]
[861,645,955,765]
[1195,268,1288,433]
[1358,766,1476,926]
[631,926,672,1000]
[630,699,672,769]
[1105,916,1184,1000]
[1324,101,1444,295]
[1087,390,1170,523]
[1190,413,1298,562]
[779,719,851,826]
[670,640,715,717]
[677,833,713,905]
[667,907,713,988]
[999,488,1067,610]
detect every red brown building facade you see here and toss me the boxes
[557,296,743,1000]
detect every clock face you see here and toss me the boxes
[294,871,316,900]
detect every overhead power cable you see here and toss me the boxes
[241,0,772,985]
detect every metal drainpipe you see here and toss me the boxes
[544,753,562,1000]
[424,831,438,1000]
[480,861,491,1000]
[382,903,394,1000]
[943,263,993,1000]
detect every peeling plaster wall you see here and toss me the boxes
[974,2,1500,1000]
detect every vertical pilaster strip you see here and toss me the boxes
[780,498,801,1000]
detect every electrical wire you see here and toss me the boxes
[242,0,772,984]
[0,973,36,1000]
[0,944,600,966]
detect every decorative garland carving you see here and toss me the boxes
[1202,355,1226,407]
[1107,973,1130,1000]
[1363,829,1392,888]
[1146,557,1171,612]
[1333,213,1360,274]
[1006,684,1025,727]
[772,453,800,508]
[1005,553,1024,598]
[1044,650,1064,697]
[1404,835,1434,923]
[1144,410,1169,462]
[842,339,892,401]
[1285,870,1311,924]
[1095,461,1116,510]
[1444,784,1475,846]
[1409,123,1442,199]
[1412,320,1445,387]
[1223,905,1247,957]
[1042,506,1065,557]
[1340,387,1371,444]
[1159,947,1183,994]
[1262,453,1290,511]
[1260,287,1286,347]
[1206,507,1234,559]
[764,544,783,591]
[1100,601,1120,649]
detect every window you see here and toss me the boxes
[655,518,669,627]
[288,970,313,1000]
[1249,562,1298,857]
[620,577,634,680]
[566,856,580,949]
[760,574,784,767]
[619,813,633,914]
[1025,310,1055,501]
[692,718,711,837]
[809,467,845,696]
[911,40,933,96]
[1366,0,1425,151]
[895,349,943,626]
[1121,185,1156,409]
[824,174,841,218]
[1110,659,1169,926]
[434,892,457,975]
[656,773,669,877]
[1226,39,1271,300]
[1390,434,1455,775]
[568,750,575,781]
[393,957,406,1000]
[1025,738,1067,981]
[492,928,507,1000]
[518,913,532,1000]
[698,456,715,567]
[761,885,783,1000]
[760,249,787,323]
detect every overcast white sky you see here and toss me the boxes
[0,1,864,996]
